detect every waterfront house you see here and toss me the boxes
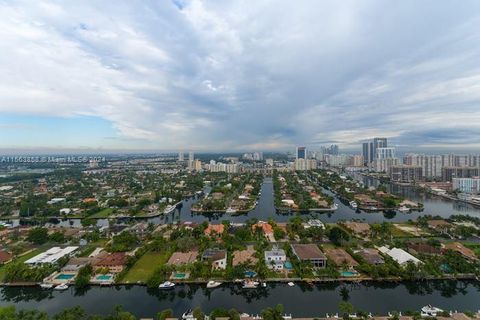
[378,246,422,266]
[252,221,274,241]
[93,252,128,273]
[204,224,225,238]
[25,246,78,266]
[167,251,198,266]
[291,244,327,268]
[427,220,453,233]
[264,246,286,270]
[354,248,384,265]
[443,242,478,261]
[232,247,258,267]
[325,248,358,268]
[407,242,442,256]
[202,248,227,270]
[63,257,93,272]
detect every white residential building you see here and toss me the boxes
[264,247,286,270]
[378,246,421,266]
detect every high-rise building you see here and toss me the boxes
[390,165,423,183]
[376,147,396,160]
[373,137,388,155]
[362,142,374,165]
[178,151,184,162]
[188,151,194,170]
[452,178,480,194]
[296,146,307,160]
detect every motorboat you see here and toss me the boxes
[40,283,54,289]
[349,201,358,209]
[226,207,236,214]
[206,280,222,288]
[242,280,259,289]
[158,281,176,289]
[287,282,295,287]
[421,305,443,317]
[261,282,267,288]
[54,283,69,291]
[182,309,194,320]
[163,205,176,214]
[398,206,410,213]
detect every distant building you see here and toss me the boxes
[188,151,194,170]
[390,165,423,183]
[178,152,184,162]
[452,177,480,194]
[296,146,307,160]
[442,167,480,182]
[362,142,374,165]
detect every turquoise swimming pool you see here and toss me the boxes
[172,273,187,279]
[284,262,293,270]
[96,275,113,281]
[341,271,358,277]
[55,274,75,280]
[244,271,257,278]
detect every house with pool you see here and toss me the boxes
[291,244,327,268]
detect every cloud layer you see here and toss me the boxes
[1,0,480,151]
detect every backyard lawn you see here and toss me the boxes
[0,248,46,282]
[121,251,170,283]
[90,208,114,219]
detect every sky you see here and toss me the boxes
[1,0,480,153]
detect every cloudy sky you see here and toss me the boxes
[1,0,480,153]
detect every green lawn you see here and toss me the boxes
[89,208,114,219]
[121,251,170,283]
[464,243,480,258]
[0,248,46,282]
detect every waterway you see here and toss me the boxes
[1,280,479,317]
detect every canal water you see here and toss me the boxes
[1,281,479,318]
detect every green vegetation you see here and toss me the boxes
[122,252,169,283]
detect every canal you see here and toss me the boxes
[1,280,479,317]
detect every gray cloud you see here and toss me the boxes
[1,0,480,151]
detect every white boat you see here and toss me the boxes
[242,280,259,289]
[349,201,358,209]
[421,305,443,317]
[287,282,295,287]
[226,207,236,214]
[261,282,267,287]
[163,205,176,214]
[398,206,410,213]
[206,280,222,288]
[182,309,194,320]
[54,283,69,291]
[158,281,175,289]
[40,283,54,289]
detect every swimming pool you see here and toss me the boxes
[172,273,187,279]
[96,275,113,281]
[244,271,257,278]
[55,274,75,280]
[341,271,358,277]
[284,262,293,270]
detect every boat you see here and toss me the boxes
[206,280,222,288]
[163,205,176,214]
[261,282,267,288]
[349,201,358,209]
[226,207,236,214]
[398,206,410,213]
[421,305,443,317]
[158,281,176,289]
[182,309,194,320]
[242,280,259,289]
[54,283,69,291]
[39,283,54,289]
[287,282,295,287]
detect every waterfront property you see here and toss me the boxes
[167,251,198,266]
[379,247,422,266]
[232,248,258,267]
[25,247,78,265]
[291,244,327,268]
[354,248,384,265]
[264,246,287,270]
[93,252,128,273]
[325,248,358,268]
[202,249,227,270]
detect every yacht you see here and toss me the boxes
[226,207,237,214]
[163,205,176,214]
[242,280,259,289]
[349,201,358,209]
[398,206,410,213]
[158,281,176,290]
[421,305,443,317]
[287,282,295,287]
[40,283,54,289]
[206,280,222,288]
[54,283,69,291]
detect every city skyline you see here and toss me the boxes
[1,1,480,152]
